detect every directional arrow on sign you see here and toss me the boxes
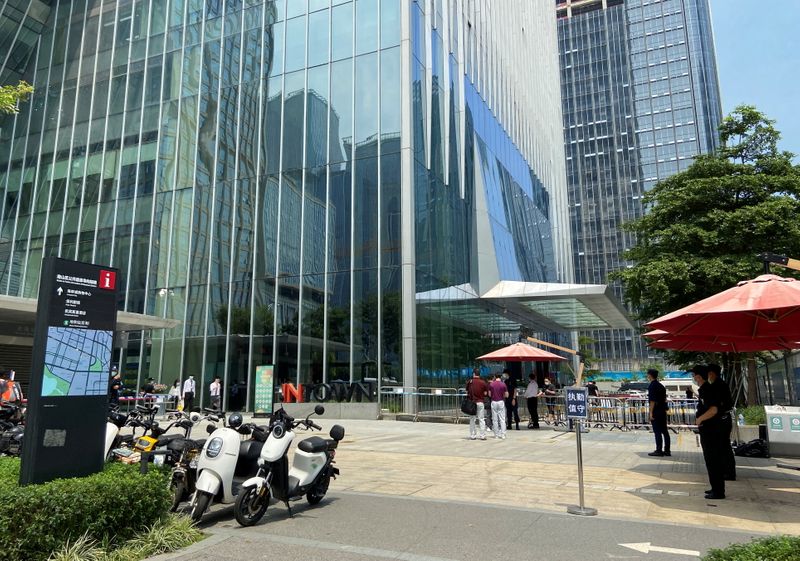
[56,286,63,295]
[619,543,700,557]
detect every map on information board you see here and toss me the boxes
[41,327,113,397]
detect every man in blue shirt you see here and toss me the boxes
[646,369,670,457]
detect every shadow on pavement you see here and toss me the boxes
[192,496,341,529]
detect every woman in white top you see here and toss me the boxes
[168,379,180,409]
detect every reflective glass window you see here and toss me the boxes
[354,53,377,145]
[380,0,400,48]
[282,71,305,171]
[355,0,378,55]
[287,0,308,19]
[306,65,329,168]
[308,9,329,68]
[284,16,307,73]
[380,46,401,143]
[268,19,284,77]
[330,3,352,61]
[329,59,352,163]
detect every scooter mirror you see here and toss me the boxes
[189,412,201,423]
[314,405,325,416]
[206,424,216,435]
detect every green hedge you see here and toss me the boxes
[736,405,766,426]
[0,457,170,561]
[703,535,800,560]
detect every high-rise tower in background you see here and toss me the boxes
[0,1,631,407]
[557,0,722,371]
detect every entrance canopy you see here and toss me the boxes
[416,280,633,333]
[0,294,180,346]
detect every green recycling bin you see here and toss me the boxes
[765,405,800,458]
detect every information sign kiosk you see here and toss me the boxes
[20,257,119,485]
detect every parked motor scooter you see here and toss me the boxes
[166,412,216,511]
[233,405,344,526]
[0,402,25,456]
[190,412,269,522]
[104,407,133,460]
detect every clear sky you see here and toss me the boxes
[710,0,800,159]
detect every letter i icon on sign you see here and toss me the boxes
[99,270,116,290]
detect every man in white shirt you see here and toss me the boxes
[210,377,221,410]
[182,376,196,412]
[523,373,540,429]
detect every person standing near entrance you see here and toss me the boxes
[466,368,488,440]
[646,369,670,457]
[503,369,520,431]
[168,380,181,409]
[182,375,196,412]
[524,373,540,429]
[708,363,736,481]
[540,377,557,424]
[108,367,122,406]
[693,365,726,500]
[210,377,221,410]
[489,373,509,439]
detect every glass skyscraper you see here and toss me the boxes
[1,0,635,408]
[557,0,722,371]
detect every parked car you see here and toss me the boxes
[662,379,698,399]
[617,381,650,397]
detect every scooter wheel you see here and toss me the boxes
[191,491,211,523]
[169,479,186,512]
[234,485,270,527]
[307,473,331,505]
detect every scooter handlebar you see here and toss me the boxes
[300,419,322,431]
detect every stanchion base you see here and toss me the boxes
[567,505,598,516]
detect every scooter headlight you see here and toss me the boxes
[206,437,223,458]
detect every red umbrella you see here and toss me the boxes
[477,342,567,362]
[646,334,800,353]
[645,274,800,338]
[643,329,670,340]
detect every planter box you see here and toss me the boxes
[734,424,759,443]
[282,402,378,420]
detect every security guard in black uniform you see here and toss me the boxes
[708,363,736,481]
[693,365,726,500]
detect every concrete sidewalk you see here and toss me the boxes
[324,419,800,535]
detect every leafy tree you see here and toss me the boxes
[612,106,800,403]
[613,105,800,321]
[0,81,33,114]
[578,335,602,378]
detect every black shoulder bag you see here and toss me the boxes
[461,380,477,416]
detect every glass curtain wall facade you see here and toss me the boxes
[1,0,568,406]
[557,0,722,371]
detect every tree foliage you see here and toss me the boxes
[612,105,800,326]
[0,81,33,114]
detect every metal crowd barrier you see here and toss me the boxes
[379,388,699,431]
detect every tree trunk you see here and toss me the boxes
[746,355,759,406]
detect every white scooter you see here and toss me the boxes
[190,412,269,522]
[233,405,344,527]
[104,407,133,460]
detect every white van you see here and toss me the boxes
[662,378,698,399]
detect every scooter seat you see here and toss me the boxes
[297,436,336,454]
[156,433,183,447]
